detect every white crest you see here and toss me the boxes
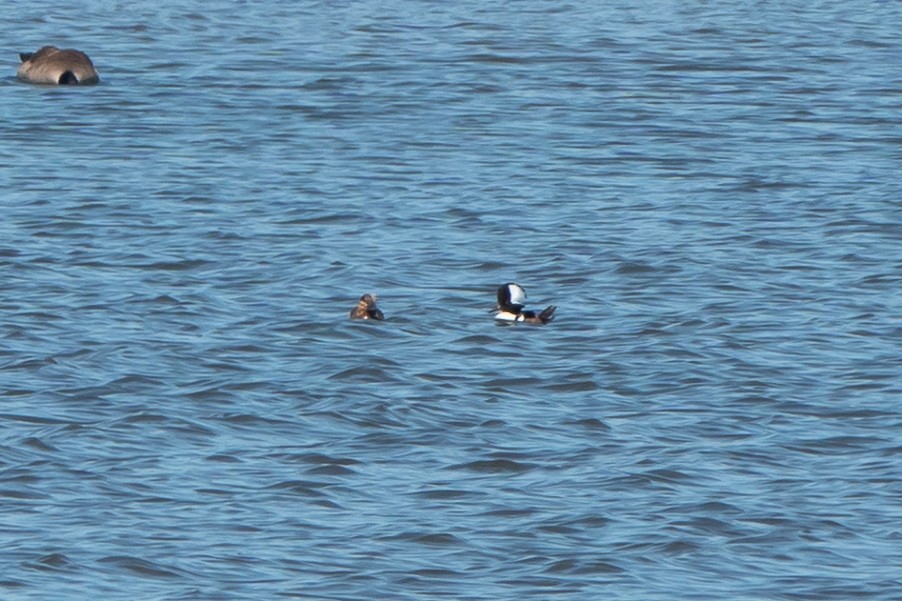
[508,283,527,306]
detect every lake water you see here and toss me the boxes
[2,1,901,599]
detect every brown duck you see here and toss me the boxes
[349,294,384,320]
[17,46,99,85]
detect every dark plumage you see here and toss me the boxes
[349,293,384,320]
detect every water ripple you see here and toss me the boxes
[3,1,901,600]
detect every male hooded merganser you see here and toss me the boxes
[495,283,556,324]
[17,46,100,85]
[349,293,384,320]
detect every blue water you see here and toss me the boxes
[2,1,901,599]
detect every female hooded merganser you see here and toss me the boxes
[349,293,384,320]
[16,46,100,85]
[495,283,556,324]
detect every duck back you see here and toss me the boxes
[17,46,99,85]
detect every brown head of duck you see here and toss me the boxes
[17,46,99,85]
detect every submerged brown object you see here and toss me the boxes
[17,46,99,85]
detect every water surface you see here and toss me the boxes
[2,1,901,599]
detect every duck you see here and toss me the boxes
[16,46,100,85]
[349,293,384,320]
[495,283,556,324]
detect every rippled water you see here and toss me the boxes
[2,1,901,599]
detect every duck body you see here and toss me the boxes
[349,293,384,320]
[17,46,99,85]
[494,283,556,324]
